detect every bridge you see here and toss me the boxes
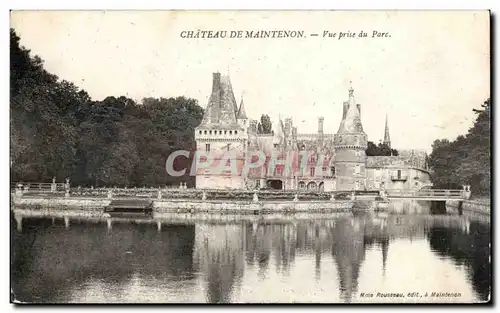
[384,189,468,201]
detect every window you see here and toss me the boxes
[331,167,336,176]
[227,145,230,151]
[275,167,283,176]
[204,130,207,135]
[322,167,327,176]
[219,130,222,135]
[205,144,210,152]
[229,131,232,135]
[235,130,238,135]
[224,130,227,134]
[199,131,202,135]
[274,144,278,148]
[209,130,212,135]
[397,170,402,179]
[310,167,315,177]
[355,165,361,175]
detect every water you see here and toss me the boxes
[11,209,490,303]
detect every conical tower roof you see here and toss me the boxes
[337,86,365,134]
[200,72,240,127]
[237,96,248,119]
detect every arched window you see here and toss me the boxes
[235,130,238,135]
[229,130,232,135]
[307,181,317,191]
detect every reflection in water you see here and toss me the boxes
[11,210,490,303]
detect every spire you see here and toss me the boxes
[349,81,354,98]
[237,95,248,119]
[337,85,365,134]
[383,114,391,149]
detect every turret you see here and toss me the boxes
[194,72,246,190]
[237,96,248,132]
[334,85,368,191]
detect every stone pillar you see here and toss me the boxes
[15,184,23,197]
[64,216,70,229]
[253,192,259,203]
[107,190,113,199]
[465,185,472,200]
[65,189,70,198]
[293,194,299,202]
[51,177,56,192]
[202,191,207,201]
[157,190,162,200]
[157,221,162,232]
[107,218,112,231]
[179,182,183,189]
[65,178,70,192]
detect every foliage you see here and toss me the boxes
[428,98,491,195]
[365,141,399,156]
[257,114,273,134]
[10,29,204,187]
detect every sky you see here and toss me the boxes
[10,10,490,151]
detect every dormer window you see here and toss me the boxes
[209,130,212,135]
[224,130,227,134]
[199,131,202,135]
[235,130,238,135]
[229,130,232,135]
[204,130,207,135]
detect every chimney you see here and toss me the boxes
[342,101,348,120]
[284,117,292,137]
[318,117,324,145]
[318,117,324,135]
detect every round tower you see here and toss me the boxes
[333,86,368,191]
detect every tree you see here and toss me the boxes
[258,114,273,134]
[10,28,204,187]
[428,98,490,196]
[365,141,398,156]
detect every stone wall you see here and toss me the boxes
[11,195,352,214]
[446,199,490,216]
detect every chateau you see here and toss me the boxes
[194,73,431,191]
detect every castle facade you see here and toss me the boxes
[194,73,431,191]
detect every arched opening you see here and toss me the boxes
[318,182,324,192]
[298,181,306,190]
[267,179,283,190]
[307,181,317,191]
